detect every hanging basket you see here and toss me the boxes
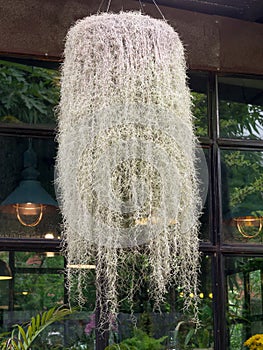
[57,11,201,327]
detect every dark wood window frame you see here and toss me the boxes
[1,57,263,349]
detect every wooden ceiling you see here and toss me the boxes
[0,0,262,75]
[145,0,263,23]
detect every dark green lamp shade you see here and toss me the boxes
[0,260,12,280]
[0,142,58,227]
[1,180,57,208]
[0,180,58,227]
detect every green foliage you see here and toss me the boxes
[219,101,263,139]
[222,150,263,216]
[191,92,208,137]
[174,298,213,349]
[0,306,72,350]
[14,273,65,311]
[188,303,213,348]
[226,258,263,350]
[0,60,59,124]
[13,253,65,311]
[137,312,153,337]
[105,329,167,350]
[192,87,263,140]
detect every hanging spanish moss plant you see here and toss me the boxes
[57,11,201,328]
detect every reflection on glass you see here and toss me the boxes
[249,270,262,316]
[15,252,64,269]
[0,251,96,349]
[198,147,210,242]
[192,91,208,137]
[14,272,64,310]
[221,150,263,243]
[0,252,10,310]
[189,72,208,137]
[0,251,64,331]
[112,255,214,349]
[0,60,59,125]
[226,257,263,350]
[0,136,60,239]
[66,268,96,349]
[219,76,263,139]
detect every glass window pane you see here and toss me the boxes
[189,72,208,137]
[0,60,59,126]
[0,136,60,239]
[0,251,64,330]
[226,256,263,350]
[66,270,96,349]
[15,252,64,269]
[219,76,263,139]
[14,272,64,310]
[0,250,96,349]
[198,147,210,242]
[111,255,214,350]
[0,252,11,310]
[221,149,263,243]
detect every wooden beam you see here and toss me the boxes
[0,0,262,75]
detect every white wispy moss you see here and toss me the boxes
[57,11,201,328]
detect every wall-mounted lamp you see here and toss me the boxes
[0,141,57,227]
[0,259,12,280]
[234,216,262,238]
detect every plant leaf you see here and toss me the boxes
[40,311,47,326]
[1,307,73,350]
[26,325,32,343]
[17,325,28,346]
[36,314,40,330]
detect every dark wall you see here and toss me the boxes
[0,0,262,74]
